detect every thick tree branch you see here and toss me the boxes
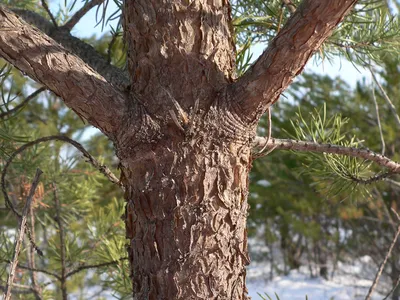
[231,0,357,122]
[253,137,400,173]
[11,8,130,91]
[0,7,128,135]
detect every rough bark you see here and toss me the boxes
[118,106,253,298]
[231,0,358,123]
[12,8,130,90]
[0,7,127,136]
[0,0,358,299]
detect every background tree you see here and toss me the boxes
[0,0,400,299]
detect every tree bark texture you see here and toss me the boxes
[119,111,253,298]
[0,1,358,298]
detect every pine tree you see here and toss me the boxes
[1,0,400,298]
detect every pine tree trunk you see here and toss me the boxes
[117,1,254,297]
[118,118,253,298]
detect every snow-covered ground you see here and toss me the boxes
[247,260,385,300]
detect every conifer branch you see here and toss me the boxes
[3,169,43,300]
[253,137,400,174]
[1,136,122,240]
[1,7,129,133]
[11,8,129,91]
[63,0,105,31]
[1,135,122,213]
[231,0,357,121]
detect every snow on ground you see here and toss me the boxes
[247,260,385,300]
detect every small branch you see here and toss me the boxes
[14,264,60,280]
[385,179,400,189]
[41,0,58,27]
[257,107,272,154]
[0,284,35,295]
[383,275,400,300]
[27,204,42,300]
[0,87,46,119]
[253,137,400,173]
[65,257,127,279]
[365,209,400,300]
[371,84,385,155]
[62,0,105,31]
[3,169,43,300]
[370,68,400,129]
[52,183,67,300]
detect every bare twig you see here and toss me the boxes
[0,87,46,119]
[41,0,58,27]
[370,68,400,129]
[65,257,127,278]
[27,204,42,300]
[386,179,400,189]
[371,84,385,155]
[3,169,43,300]
[52,183,67,300]
[63,0,105,31]
[253,137,400,174]
[365,209,400,300]
[14,264,60,280]
[383,275,400,300]
[257,107,272,154]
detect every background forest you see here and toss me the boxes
[1,0,400,299]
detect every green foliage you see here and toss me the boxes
[287,104,374,201]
